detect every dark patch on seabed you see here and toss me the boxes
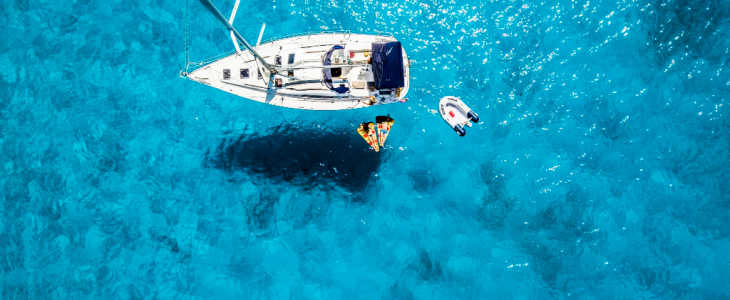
[478,164,513,230]
[407,168,439,192]
[647,0,729,64]
[205,124,382,191]
[413,250,443,281]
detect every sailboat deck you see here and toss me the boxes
[187,33,410,110]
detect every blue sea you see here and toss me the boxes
[2,0,729,298]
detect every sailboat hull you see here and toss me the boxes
[187,33,410,110]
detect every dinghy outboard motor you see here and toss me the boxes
[438,96,480,136]
[467,111,479,123]
[454,124,467,136]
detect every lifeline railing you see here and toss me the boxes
[259,30,396,44]
[182,30,398,76]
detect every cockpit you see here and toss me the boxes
[322,45,350,94]
[322,41,405,97]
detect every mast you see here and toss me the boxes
[198,0,276,74]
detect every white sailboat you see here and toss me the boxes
[183,0,411,110]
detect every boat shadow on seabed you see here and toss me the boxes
[204,124,382,192]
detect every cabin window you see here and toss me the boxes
[275,55,282,66]
[222,69,231,80]
[240,68,249,79]
[287,69,294,77]
[257,69,262,79]
[331,68,342,78]
[287,53,295,64]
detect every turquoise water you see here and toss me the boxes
[2,0,729,298]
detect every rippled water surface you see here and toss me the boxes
[2,0,729,298]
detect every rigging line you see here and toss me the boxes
[183,0,191,75]
[198,0,277,74]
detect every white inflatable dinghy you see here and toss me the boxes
[438,96,479,136]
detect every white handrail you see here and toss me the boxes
[228,0,241,53]
[256,23,266,46]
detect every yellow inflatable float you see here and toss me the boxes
[357,122,379,152]
[376,116,394,147]
[357,116,394,152]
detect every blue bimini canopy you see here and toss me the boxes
[322,45,349,94]
[371,41,405,89]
